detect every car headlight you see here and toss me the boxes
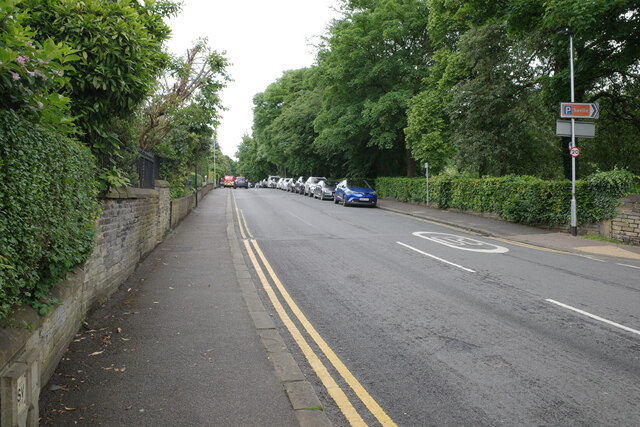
[371,191,377,196]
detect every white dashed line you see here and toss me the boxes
[546,299,640,337]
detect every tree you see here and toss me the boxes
[235,134,273,182]
[19,0,179,156]
[314,0,433,177]
[252,68,325,176]
[449,22,560,177]
[137,39,230,151]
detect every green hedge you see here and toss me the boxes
[375,170,636,226]
[0,111,98,320]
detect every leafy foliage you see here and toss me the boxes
[0,0,78,125]
[137,39,230,151]
[0,110,98,320]
[19,0,179,157]
[376,170,636,226]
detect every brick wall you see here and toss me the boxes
[610,195,640,245]
[1,181,214,422]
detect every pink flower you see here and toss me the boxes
[10,71,20,80]
[37,101,44,108]
[16,55,29,65]
[25,41,33,47]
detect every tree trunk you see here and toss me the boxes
[406,149,416,177]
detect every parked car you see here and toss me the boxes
[293,176,307,194]
[313,179,338,200]
[276,178,286,189]
[223,175,235,188]
[234,176,249,189]
[267,175,280,188]
[284,178,296,192]
[334,179,377,207]
[304,176,327,196]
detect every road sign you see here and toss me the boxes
[569,147,580,157]
[556,120,595,138]
[560,102,599,119]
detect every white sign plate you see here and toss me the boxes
[556,120,595,138]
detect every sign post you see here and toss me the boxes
[569,33,577,237]
[425,162,429,206]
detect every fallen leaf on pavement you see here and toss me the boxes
[88,351,104,357]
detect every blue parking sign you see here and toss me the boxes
[563,106,572,115]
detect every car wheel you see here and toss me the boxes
[334,196,339,204]
[343,197,348,207]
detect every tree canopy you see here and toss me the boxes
[238,0,640,180]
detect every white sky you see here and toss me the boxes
[165,0,341,159]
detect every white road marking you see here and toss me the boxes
[413,232,509,253]
[397,242,476,273]
[546,299,640,337]
[617,263,640,269]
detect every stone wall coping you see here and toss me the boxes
[0,302,43,371]
[621,194,640,204]
[154,179,170,188]
[99,186,159,200]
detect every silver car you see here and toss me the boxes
[313,180,338,200]
[267,175,280,188]
[304,176,327,196]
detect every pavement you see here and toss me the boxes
[38,189,640,426]
[39,189,329,427]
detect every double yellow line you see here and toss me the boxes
[231,191,396,426]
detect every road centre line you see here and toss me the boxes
[545,299,640,337]
[232,191,396,425]
[617,263,640,269]
[397,242,476,273]
[251,240,397,426]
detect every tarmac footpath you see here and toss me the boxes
[39,189,327,426]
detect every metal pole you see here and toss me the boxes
[213,138,217,188]
[569,33,577,236]
[425,162,429,206]
[195,160,198,207]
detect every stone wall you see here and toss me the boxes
[609,195,640,245]
[1,181,214,425]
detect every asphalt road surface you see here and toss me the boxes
[231,187,640,426]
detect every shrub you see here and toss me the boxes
[0,110,98,320]
[375,170,636,226]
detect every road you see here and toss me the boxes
[231,187,640,426]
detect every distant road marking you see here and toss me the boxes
[240,209,253,239]
[546,299,640,337]
[617,263,640,269]
[231,191,247,239]
[397,242,475,273]
[414,232,509,253]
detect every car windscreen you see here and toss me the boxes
[346,179,372,189]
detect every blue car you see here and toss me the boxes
[234,176,249,189]
[334,179,377,207]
